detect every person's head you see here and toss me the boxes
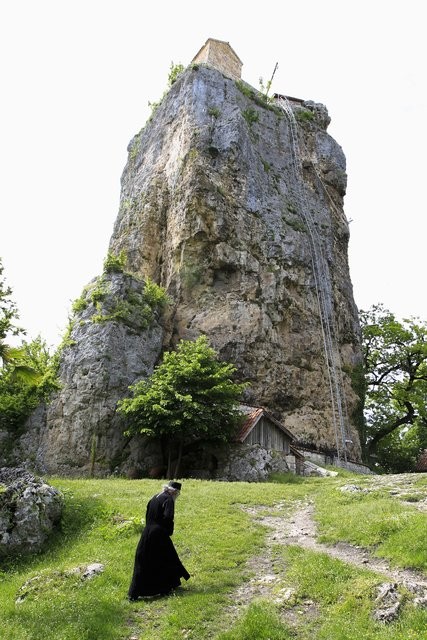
[163,480,182,499]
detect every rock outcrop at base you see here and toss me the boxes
[14,271,165,475]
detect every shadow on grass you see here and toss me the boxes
[9,594,132,640]
[128,584,221,604]
[1,493,106,574]
[267,472,307,484]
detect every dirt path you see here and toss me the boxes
[228,497,427,623]
[258,500,427,587]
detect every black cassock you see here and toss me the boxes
[128,491,190,599]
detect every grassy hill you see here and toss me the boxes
[1,471,427,639]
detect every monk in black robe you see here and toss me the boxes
[128,480,190,600]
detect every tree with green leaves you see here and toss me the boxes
[0,258,58,435]
[0,257,25,367]
[0,334,58,434]
[117,335,247,477]
[360,304,427,472]
[0,258,39,382]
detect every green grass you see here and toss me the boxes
[216,600,294,639]
[1,474,426,639]
[414,475,427,487]
[268,471,307,484]
[399,493,424,502]
[276,546,427,640]
[314,484,427,570]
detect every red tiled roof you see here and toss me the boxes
[236,407,264,442]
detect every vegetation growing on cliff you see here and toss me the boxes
[235,79,282,115]
[242,107,259,126]
[146,61,185,121]
[295,107,315,124]
[70,252,169,330]
[103,250,128,273]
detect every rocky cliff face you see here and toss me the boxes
[109,65,362,458]
[15,64,363,473]
[12,272,165,475]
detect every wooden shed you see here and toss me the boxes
[191,38,243,80]
[236,405,295,454]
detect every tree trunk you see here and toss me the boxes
[166,443,172,478]
[173,437,184,478]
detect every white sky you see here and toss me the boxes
[1,0,426,349]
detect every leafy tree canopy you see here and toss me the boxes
[0,335,59,434]
[117,335,247,476]
[360,304,427,472]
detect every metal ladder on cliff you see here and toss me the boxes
[276,95,349,463]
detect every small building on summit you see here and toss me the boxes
[191,38,243,80]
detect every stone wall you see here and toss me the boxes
[302,450,374,475]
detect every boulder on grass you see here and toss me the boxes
[0,467,63,557]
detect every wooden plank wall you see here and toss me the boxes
[245,417,290,453]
